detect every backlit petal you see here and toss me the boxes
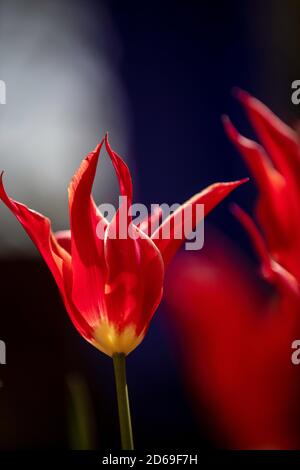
[152,179,247,266]
[68,140,108,326]
[0,174,92,338]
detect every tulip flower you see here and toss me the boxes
[165,92,300,449]
[0,134,245,449]
[223,89,300,297]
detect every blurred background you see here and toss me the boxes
[0,0,299,450]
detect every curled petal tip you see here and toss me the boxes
[104,132,110,145]
[230,202,243,218]
[223,177,249,188]
[221,115,232,130]
[239,177,250,184]
[0,171,7,199]
[222,115,239,140]
[223,117,259,153]
[224,177,249,191]
[232,87,250,103]
[221,114,229,123]
[104,133,113,153]
[230,203,251,231]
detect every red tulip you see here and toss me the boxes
[223,89,300,296]
[0,135,245,357]
[165,93,300,449]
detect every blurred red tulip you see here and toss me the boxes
[223,89,300,297]
[0,135,244,357]
[166,93,300,449]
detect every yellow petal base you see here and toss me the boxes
[91,319,145,357]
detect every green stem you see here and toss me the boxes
[112,353,134,450]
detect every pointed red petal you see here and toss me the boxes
[104,134,133,206]
[232,203,300,299]
[68,140,108,326]
[223,115,290,251]
[223,115,279,191]
[231,204,272,276]
[152,179,247,266]
[104,135,133,240]
[0,174,92,338]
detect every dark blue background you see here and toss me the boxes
[1,0,299,450]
